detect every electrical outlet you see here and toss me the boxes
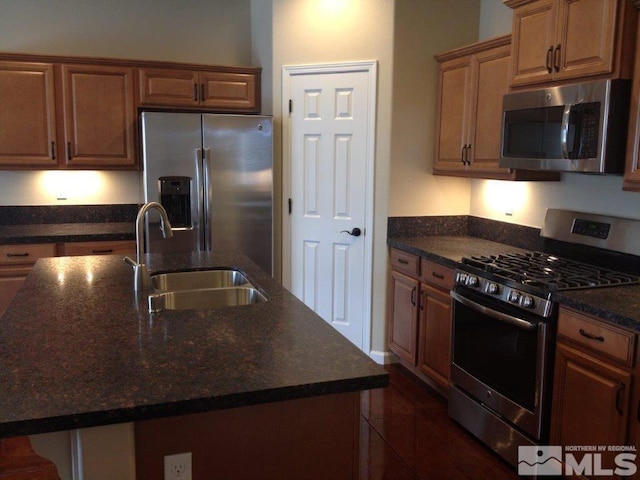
[164,452,192,480]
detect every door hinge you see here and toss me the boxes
[289,99,292,114]
[288,198,292,214]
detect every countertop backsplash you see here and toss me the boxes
[0,204,139,225]
[388,215,544,251]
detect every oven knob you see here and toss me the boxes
[465,275,479,287]
[521,295,534,308]
[455,272,467,285]
[508,291,520,303]
[486,282,499,294]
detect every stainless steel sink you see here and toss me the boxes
[151,269,249,292]
[148,286,267,312]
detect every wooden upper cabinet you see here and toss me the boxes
[433,55,472,175]
[623,4,640,191]
[0,61,57,167]
[139,67,260,113]
[433,35,558,180]
[507,0,637,87]
[509,0,557,85]
[60,64,137,169]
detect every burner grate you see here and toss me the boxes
[463,252,640,292]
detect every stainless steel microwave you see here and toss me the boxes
[499,79,630,174]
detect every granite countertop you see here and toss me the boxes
[389,236,640,332]
[0,222,135,244]
[0,251,387,438]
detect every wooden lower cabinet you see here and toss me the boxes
[387,248,453,395]
[418,283,452,391]
[61,240,135,257]
[551,307,638,478]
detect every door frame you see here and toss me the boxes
[281,60,377,355]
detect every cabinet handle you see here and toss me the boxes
[616,383,625,416]
[6,252,29,258]
[411,286,417,306]
[461,144,470,165]
[50,141,56,160]
[200,84,205,102]
[419,289,425,311]
[554,44,561,72]
[193,84,198,101]
[91,249,114,254]
[432,271,445,280]
[398,258,409,265]
[546,46,553,73]
[466,144,472,165]
[579,328,605,342]
[67,142,72,161]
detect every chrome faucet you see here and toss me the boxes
[124,202,173,291]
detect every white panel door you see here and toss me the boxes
[283,62,376,352]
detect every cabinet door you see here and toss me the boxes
[551,343,630,469]
[468,44,511,175]
[433,56,472,174]
[200,71,259,112]
[388,270,419,365]
[0,62,57,167]
[554,0,618,81]
[60,64,137,168]
[510,0,557,86]
[138,68,199,107]
[62,240,136,257]
[624,28,640,192]
[418,283,452,391]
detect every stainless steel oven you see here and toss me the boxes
[447,209,640,469]
[449,281,556,467]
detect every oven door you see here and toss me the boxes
[450,287,554,441]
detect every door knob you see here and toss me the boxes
[341,227,362,237]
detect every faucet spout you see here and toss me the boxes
[125,202,174,292]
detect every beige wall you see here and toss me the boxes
[389,0,480,218]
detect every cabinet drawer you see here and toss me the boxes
[390,248,420,277]
[558,308,635,367]
[62,240,136,257]
[420,259,454,290]
[0,243,57,266]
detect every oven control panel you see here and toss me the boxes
[454,271,553,318]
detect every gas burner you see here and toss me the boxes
[463,252,640,292]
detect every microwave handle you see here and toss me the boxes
[561,103,572,159]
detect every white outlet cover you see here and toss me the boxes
[164,452,192,480]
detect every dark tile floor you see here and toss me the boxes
[360,364,521,479]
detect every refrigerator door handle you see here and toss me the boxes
[202,147,212,251]
[194,147,206,251]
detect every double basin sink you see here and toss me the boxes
[148,269,267,313]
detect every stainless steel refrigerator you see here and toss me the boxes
[141,112,273,275]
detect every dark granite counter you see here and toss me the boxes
[0,251,387,438]
[0,222,135,244]
[389,236,640,333]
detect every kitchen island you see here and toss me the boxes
[0,251,387,478]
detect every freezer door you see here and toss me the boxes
[141,112,203,254]
[202,115,273,275]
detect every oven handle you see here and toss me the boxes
[451,291,538,331]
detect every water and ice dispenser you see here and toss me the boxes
[159,176,192,229]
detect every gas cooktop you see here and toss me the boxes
[462,251,640,292]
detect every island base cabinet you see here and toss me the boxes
[0,437,60,480]
[135,391,360,479]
